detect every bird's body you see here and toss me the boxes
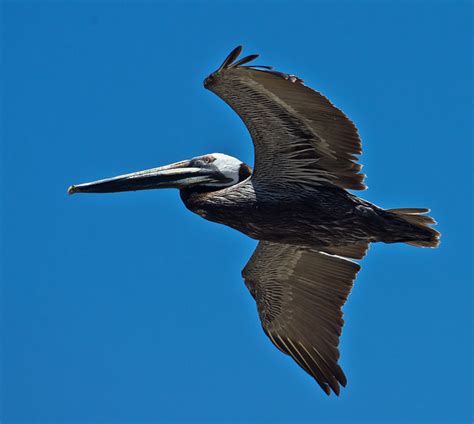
[182,180,435,251]
[182,182,364,247]
[68,46,440,395]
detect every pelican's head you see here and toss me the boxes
[68,153,252,195]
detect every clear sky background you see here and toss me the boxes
[1,1,472,423]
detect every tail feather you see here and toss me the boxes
[386,208,440,248]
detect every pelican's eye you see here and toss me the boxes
[202,155,216,165]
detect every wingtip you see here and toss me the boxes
[217,45,243,72]
[230,53,260,68]
[231,45,243,59]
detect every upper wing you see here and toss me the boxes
[242,241,361,395]
[205,46,366,191]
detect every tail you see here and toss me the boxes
[385,208,440,248]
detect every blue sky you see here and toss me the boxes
[1,1,472,423]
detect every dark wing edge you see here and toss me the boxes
[204,46,366,191]
[242,241,362,395]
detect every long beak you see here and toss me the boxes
[68,160,211,195]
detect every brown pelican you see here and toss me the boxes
[68,46,440,396]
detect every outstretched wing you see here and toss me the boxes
[242,241,361,395]
[205,46,366,191]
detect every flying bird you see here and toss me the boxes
[68,46,440,395]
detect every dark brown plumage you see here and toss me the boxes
[68,46,440,395]
[204,46,365,191]
[242,241,360,395]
